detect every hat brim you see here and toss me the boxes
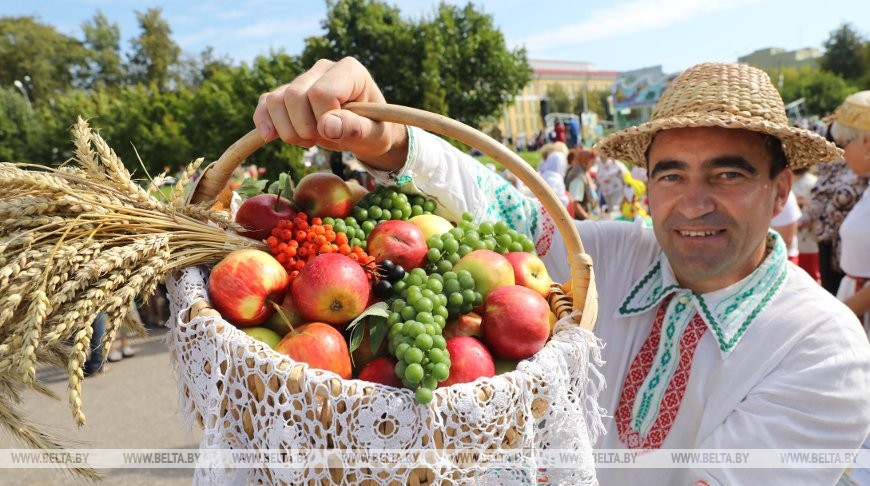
[594,114,843,169]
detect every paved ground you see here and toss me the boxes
[0,326,202,485]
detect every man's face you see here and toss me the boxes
[646,127,791,294]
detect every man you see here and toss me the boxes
[253,59,870,485]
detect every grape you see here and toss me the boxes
[405,363,424,383]
[373,279,393,298]
[415,387,433,404]
[422,376,438,391]
[432,362,449,381]
[415,333,433,351]
[404,347,424,364]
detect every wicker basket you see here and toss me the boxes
[167,103,601,485]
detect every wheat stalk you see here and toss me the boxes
[0,117,267,475]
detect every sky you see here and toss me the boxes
[4,0,869,74]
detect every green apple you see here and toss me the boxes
[408,214,454,240]
[242,326,283,349]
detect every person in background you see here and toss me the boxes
[793,167,820,282]
[830,90,870,336]
[595,156,629,216]
[803,126,868,294]
[554,119,566,143]
[565,147,600,220]
[770,190,801,264]
[253,58,870,485]
[83,312,107,377]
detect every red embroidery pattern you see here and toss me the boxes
[535,207,556,257]
[615,297,708,450]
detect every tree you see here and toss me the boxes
[777,66,855,117]
[0,16,88,103]
[546,84,572,113]
[820,23,866,81]
[127,7,181,90]
[422,3,532,128]
[80,11,123,89]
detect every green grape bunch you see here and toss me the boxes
[423,212,536,275]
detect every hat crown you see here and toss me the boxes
[651,62,788,126]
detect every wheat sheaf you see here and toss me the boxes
[0,118,264,478]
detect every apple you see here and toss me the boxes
[275,322,352,379]
[452,249,515,300]
[482,285,551,360]
[443,311,482,339]
[208,249,289,327]
[408,214,454,240]
[290,253,371,327]
[234,193,297,241]
[438,336,495,387]
[346,179,369,206]
[366,220,428,270]
[292,172,354,218]
[357,356,403,387]
[242,326,283,349]
[265,291,305,336]
[503,252,553,297]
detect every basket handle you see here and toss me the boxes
[188,102,596,331]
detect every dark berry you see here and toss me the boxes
[387,265,405,282]
[373,279,393,298]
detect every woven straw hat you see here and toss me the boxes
[595,62,842,169]
[832,90,870,132]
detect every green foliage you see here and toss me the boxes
[126,8,181,90]
[546,84,572,114]
[820,23,867,81]
[424,3,532,127]
[80,11,124,89]
[777,66,856,117]
[0,16,89,104]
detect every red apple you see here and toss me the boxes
[503,252,553,297]
[292,172,354,218]
[438,336,495,387]
[208,249,289,327]
[357,356,402,387]
[482,285,550,360]
[366,220,428,270]
[443,311,482,339]
[234,193,297,241]
[290,253,371,327]
[275,322,352,379]
[452,249,515,299]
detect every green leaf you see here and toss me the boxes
[236,178,267,200]
[368,316,388,353]
[345,301,390,353]
[349,323,365,354]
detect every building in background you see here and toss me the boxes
[495,59,619,150]
[737,47,822,71]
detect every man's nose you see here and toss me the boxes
[677,181,715,220]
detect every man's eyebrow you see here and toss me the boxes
[706,156,758,175]
[649,159,686,178]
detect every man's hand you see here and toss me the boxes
[252,57,407,172]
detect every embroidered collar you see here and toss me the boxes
[617,231,788,356]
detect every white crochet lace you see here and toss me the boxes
[166,266,603,485]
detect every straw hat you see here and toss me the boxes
[595,62,842,169]
[832,90,870,132]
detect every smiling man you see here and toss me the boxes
[254,60,870,485]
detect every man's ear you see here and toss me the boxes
[772,168,793,216]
